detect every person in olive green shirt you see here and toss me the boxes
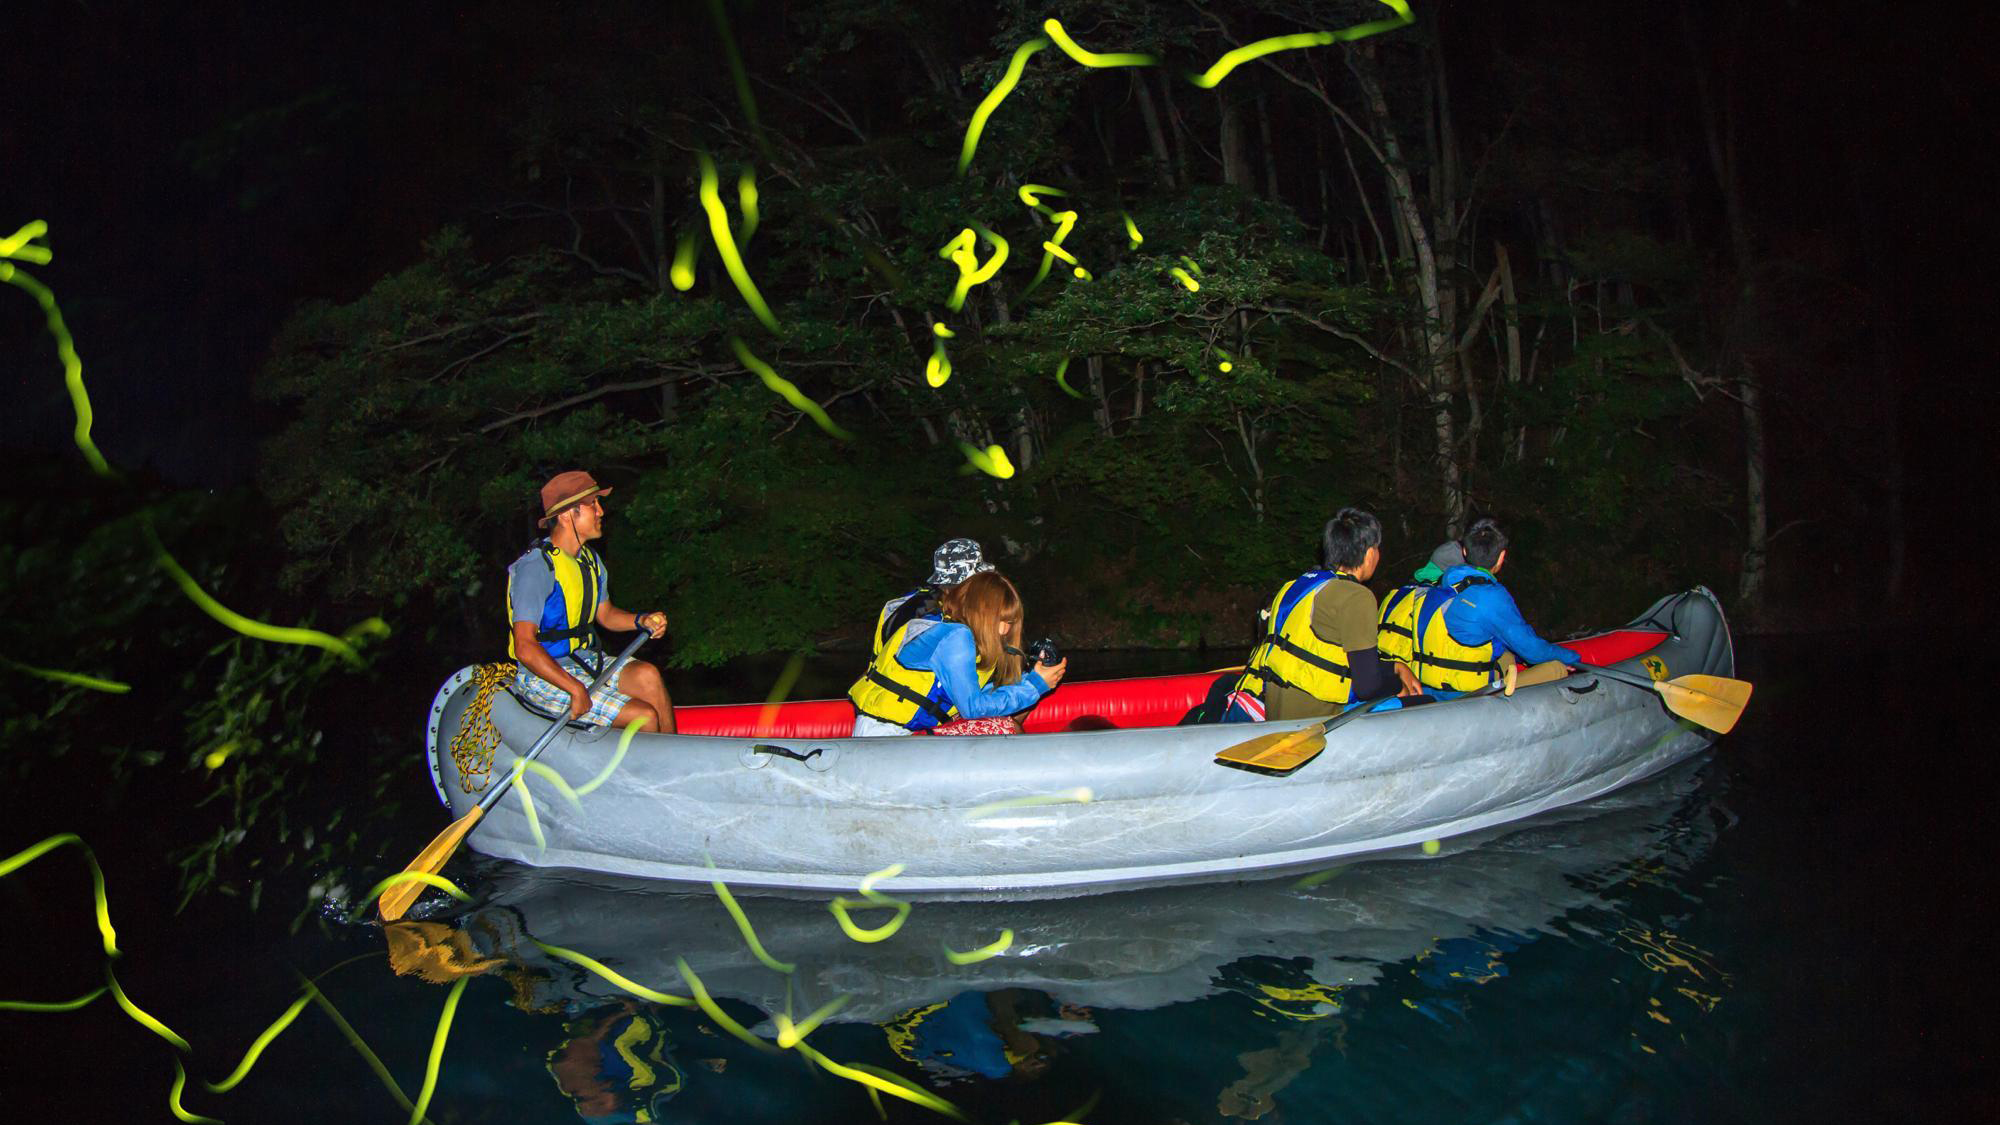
[1256,508,1414,721]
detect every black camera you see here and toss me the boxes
[1023,637,1062,666]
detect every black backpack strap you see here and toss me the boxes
[862,669,953,726]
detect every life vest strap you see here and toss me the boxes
[1267,632,1351,677]
[1415,651,1499,674]
[864,668,953,726]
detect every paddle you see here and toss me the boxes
[1576,662,1752,735]
[377,631,649,922]
[1212,673,1506,774]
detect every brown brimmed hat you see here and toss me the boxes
[537,470,613,527]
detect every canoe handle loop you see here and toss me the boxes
[1558,679,1600,704]
[753,743,822,764]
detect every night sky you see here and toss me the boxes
[5,1,1993,567]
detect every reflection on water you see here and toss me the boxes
[353,758,1727,1123]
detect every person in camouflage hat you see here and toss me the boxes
[867,538,993,659]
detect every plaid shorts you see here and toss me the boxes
[513,652,632,727]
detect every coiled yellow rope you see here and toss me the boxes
[448,664,517,794]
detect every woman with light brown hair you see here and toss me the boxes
[848,570,1068,737]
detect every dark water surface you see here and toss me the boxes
[1,637,1986,1123]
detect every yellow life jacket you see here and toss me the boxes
[849,619,993,730]
[1376,583,1428,666]
[506,541,604,666]
[1239,571,1360,705]
[1412,576,1502,692]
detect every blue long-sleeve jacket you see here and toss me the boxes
[1437,565,1581,666]
[894,621,1049,726]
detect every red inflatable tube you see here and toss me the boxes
[673,629,1668,740]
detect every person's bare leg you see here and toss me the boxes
[611,698,660,732]
[617,659,676,734]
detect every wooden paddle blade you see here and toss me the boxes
[1215,725,1329,772]
[1510,660,1572,690]
[1655,674,1753,735]
[377,806,484,922]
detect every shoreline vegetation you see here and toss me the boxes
[6,2,1911,919]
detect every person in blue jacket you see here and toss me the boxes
[848,570,1067,736]
[1411,518,1580,694]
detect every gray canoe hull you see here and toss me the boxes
[424,587,1733,896]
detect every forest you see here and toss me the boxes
[4,0,1940,913]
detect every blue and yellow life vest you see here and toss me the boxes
[1376,583,1429,666]
[1412,576,1502,692]
[849,619,993,730]
[506,540,604,666]
[1239,571,1360,705]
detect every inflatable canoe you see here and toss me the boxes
[454,760,1716,1027]
[423,587,1734,897]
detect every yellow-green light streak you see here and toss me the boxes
[942,929,1014,965]
[361,871,471,912]
[926,339,953,388]
[1,255,111,477]
[1,220,54,263]
[965,787,1093,819]
[1023,210,1081,297]
[0,655,130,693]
[698,154,780,332]
[1043,19,1158,68]
[957,442,1016,480]
[529,938,693,1007]
[575,718,643,797]
[773,993,851,1048]
[0,986,106,1012]
[1,833,119,956]
[205,991,312,1093]
[675,958,778,1051]
[1188,1,1414,89]
[1293,864,1348,889]
[796,1044,969,1121]
[407,976,468,1125]
[709,872,795,974]
[169,1059,223,1125]
[299,978,434,1123]
[1017,184,1067,212]
[1053,357,1086,399]
[1122,212,1143,248]
[204,742,237,770]
[670,232,698,291]
[516,780,545,852]
[731,337,854,440]
[148,529,366,665]
[829,896,910,942]
[1169,267,1200,291]
[932,322,955,338]
[107,965,190,1051]
[515,757,583,810]
[830,864,915,943]
[937,226,1010,312]
[737,169,760,243]
[755,652,806,736]
[958,38,1050,175]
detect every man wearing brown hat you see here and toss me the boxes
[505,470,675,732]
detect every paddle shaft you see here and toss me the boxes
[1578,661,1675,694]
[475,631,648,814]
[377,631,648,922]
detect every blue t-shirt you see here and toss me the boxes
[1437,565,1580,666]
[891,621,1048,725]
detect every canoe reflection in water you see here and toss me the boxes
[407,759,1720,1118]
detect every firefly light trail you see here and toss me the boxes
[2,222,111,477]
